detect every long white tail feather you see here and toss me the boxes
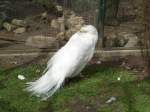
[26,70,65,100]
[25,25,98,100]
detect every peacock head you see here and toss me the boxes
[79,25,98,35]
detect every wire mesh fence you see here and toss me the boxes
[0,0,147,51]
[0,0,149,76]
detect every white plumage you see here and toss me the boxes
[26,25,98,100]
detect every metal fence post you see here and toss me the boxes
[97,0,105,49]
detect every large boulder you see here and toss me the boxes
[104,25,140,48]
[3,18,27,33]
[3,22,16,31]
[11,19,27,27]
[13,27,26,34]
[104,26,117,47]
[118,32,138,47]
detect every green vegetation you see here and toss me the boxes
[33,0,57,13]
[0,64,149,112]
[0,14,5,29]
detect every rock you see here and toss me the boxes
[104,26,120,47]
[124,33,138,47]
[116,32,129,47]
[65,30,73,39]
[60,21,65,32]
[104,25,140,47]
[104,31,117,47]
[75,24,82,30]
[41,12,47,19]
[55,5,63,16]
[51,19,59,29]
[11,19,26,27]
[25,35,58,48]
[13,27,26,34]
[51,16,65,30]
[57,17,65,24]
[57,32,65,40]
[117,32,139,47]
[51,10,85,40]
[3,22,12,31]
[67,16,84,27]
[51,17,65,32]
[56,5,63,12]
[112,32,138,47]
[3,22,16,31]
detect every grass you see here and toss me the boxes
[0,64,150,112]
